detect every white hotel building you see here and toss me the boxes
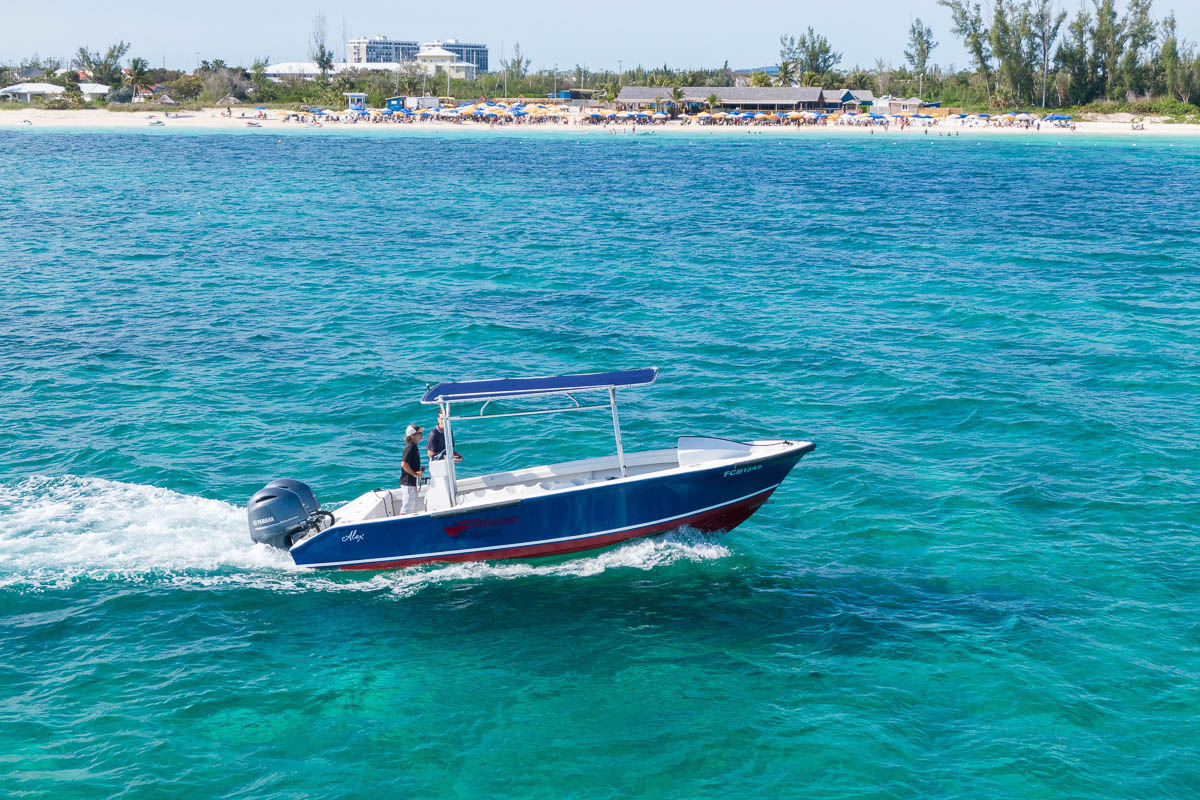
[347,36,488,72]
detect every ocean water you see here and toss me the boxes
[1,126,1199,798]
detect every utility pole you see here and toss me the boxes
[554,62,557,96]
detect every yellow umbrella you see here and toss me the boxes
[787,111,805,119]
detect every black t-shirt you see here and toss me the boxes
[400,441,420,486]
[427,427,446,458]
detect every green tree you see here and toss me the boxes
[72,41,130,86]
[310,15,334,82]
[1054,9,1093,105]
[938,0,994,104]
[1090,0,1126,99]
[1030,0,1067,107]
[705,91,720,110]
[796,27,841,74]
[125,56,150,95]
[775,59,796,86]
[668,85,685,115]
[750,71,771,87]
[904,17,938,96]
[1117,0,1155,96]
[502,43,531,80]
[168,74,203,101]
[989,0,1035,105]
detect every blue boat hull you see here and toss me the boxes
[290,444,814,570]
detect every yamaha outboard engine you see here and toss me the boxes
[247,479,334,549]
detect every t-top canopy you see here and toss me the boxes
[422,368,659,404]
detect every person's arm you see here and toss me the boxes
[402,461,421,478]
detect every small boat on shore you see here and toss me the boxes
[147,120,164,127]
[247,369,814,570]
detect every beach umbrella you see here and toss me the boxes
[977,113,991,118]
[652,111,667,118]
[697,111,712,118]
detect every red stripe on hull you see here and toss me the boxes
[336,486,777,571]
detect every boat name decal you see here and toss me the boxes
[724,465,762,477]
[444,517,518,537]
[341,529,364,543]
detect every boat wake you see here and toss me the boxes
[0,475,731,594]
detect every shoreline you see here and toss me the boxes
[5,107,1200,138]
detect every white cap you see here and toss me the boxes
[406,425,422,437]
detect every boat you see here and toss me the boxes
[148,120,164,127]
[246,369,814,570]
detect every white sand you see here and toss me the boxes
[4,107,1200,137]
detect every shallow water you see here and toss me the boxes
[1,127,1199,798]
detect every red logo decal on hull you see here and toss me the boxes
[443,516,518,537]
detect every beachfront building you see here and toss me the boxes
[0,82,64,102]
[344,92,366,112]
[415,46,477,80]
[347,35,420,64]
[346,36,488,72]
[874,95,926,115]
[824,88,875,112]
[617,86,824,111]
[423,40,488,72]
[77,82,110,101]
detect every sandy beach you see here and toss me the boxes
[4,106,1200,137]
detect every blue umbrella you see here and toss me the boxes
[977,113,991,118]
[256,106,267,110]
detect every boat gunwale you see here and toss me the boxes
[296,439,814,554]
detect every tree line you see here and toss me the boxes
[939,0,1198,107]
[3,1,1197,113]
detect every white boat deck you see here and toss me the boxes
[331,437,799,527]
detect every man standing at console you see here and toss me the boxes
[426,410,464,463]
[399,424,424,514]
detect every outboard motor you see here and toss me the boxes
[247,479,334,549]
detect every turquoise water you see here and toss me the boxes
[2,127,1199,797]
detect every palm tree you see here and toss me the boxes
[705,92,720,111]
[669,85,685,117]
[775,60,796,86]
[750,71,771,87]
[125,57,150,97]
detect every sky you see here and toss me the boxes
[3,0,1198,73]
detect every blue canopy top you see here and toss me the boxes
[422,368,659,404]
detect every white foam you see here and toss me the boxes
[0,475,730,593]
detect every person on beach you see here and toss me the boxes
[427,410,463,463]
[400,424,424,514]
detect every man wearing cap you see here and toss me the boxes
[399,424,424,515]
